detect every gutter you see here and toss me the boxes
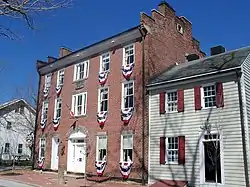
[236,70,250,187]
[32,70,41,170]
[147,67,241,88]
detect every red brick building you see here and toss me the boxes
[34,1,205,183]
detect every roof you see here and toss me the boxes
[38,25,145,75]
[0,99,36,114]
[148,46,250,86]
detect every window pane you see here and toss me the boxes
[167,137,178,163]
[123,135,133,149]
[98,136,107,149]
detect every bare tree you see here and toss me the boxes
[0,0,72,39]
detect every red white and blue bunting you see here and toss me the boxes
[43,87,49,98]
[95,158,107,177]
[97,111,108,126]
[40,119,46,130]
[56,85,62,97]
[37,157,45,169]
[121,63,134,80]
[52,117,61,131]
[121,108,133,124]
[98,71,109,86]
[119,159,133,179]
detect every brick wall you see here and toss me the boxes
[34,1,205,182]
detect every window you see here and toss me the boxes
[122,81,134,109]
[121,134,133,162]
[203,133,221,184]
[54,98,62,119]
[4,143,10,153]
[39,138,46,158]
[74,61,89,81]
[45,74,52,89]
[166,91,178,112]
[177,23,184,34]
[18,144,23,154]
[6,121,12,130]
[57,69,64,86]
[42,101,49,120]
[20,105,24,114]
[123,44,135,65]
[100,53,110,72]
[98,88,108,112]
[96,136,107,161]
[72,92,87,116]
[166,137,178,163]
[202,84,216,108]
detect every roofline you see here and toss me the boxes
[0,99,36,114]
[147,66,241,88]
[38,25,145,75]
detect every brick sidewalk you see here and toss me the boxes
[0,170,145,187]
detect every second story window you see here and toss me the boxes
[57,69,64,86]
[45,73,52,89]
[18,144,23,154]
[123,44,135,65]
[98,88,108,112]
[96,135,107,161]
[167,91,178,112]
[202,84,216,108]
[122,81,134,109]
[121,134,133,162]
[6,121,12,130]
[39,138,46,159]
[54,98,62,119]
[100,53,110,72]
[72,92,87,116]
[74,61,89,81]
[4,143,10,153]
[42,101,49,120]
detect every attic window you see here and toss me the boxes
[177,24,184,34]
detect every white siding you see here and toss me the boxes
[242,54,250,182]
[149,80,246,187]
[0,104,35,161]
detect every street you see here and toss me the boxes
[0,179,35,187]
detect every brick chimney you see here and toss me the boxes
[47,56,57,63]
[59,47,72,58]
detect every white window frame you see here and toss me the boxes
[41,101,49,120]
[54,98,62,119]
[44,73,52,89]
[39,138,46,159]
[73,60,89,81]
[201,83,216,109]
[71,92,87,116]
[4,143,10,154]
[18,144,23,154]
[96,135,108,161]
[123,43,135,66]
[120,134,133,162]
[199,131,224,185]
[165,90,178,113]
[6,121,12,130]
[99,52,110,73]
[57,69,65,87]
[121,81,134,109]
[98,87,109,112]
[165,136,179,164]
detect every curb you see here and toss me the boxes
[0,177,42,187]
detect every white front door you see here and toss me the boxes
[51,137,59,170]
[74,144,86,173]
[67,139,86,173]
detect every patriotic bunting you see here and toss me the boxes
[121,108,134,124]
[119,158,133,179]
[97,111,108,126]
[98,71,109,86]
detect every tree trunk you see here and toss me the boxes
[58,167,65,185]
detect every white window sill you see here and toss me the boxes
[166,110,178,114]
[70,114,87,119]
[202,106,217,110]
[165,161,178,165]
[73,78,88,83]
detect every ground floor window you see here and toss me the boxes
[203,133,221,184]
[39,138,46,159]
[121,134,133,162]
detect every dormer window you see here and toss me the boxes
[177,24,184,34]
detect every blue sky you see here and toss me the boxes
[0,0,250,103]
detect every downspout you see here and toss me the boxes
[140,25,147,185]
[32,70,41,170]
[236,70,250,187]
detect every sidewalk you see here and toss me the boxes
[0,170,145,187]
